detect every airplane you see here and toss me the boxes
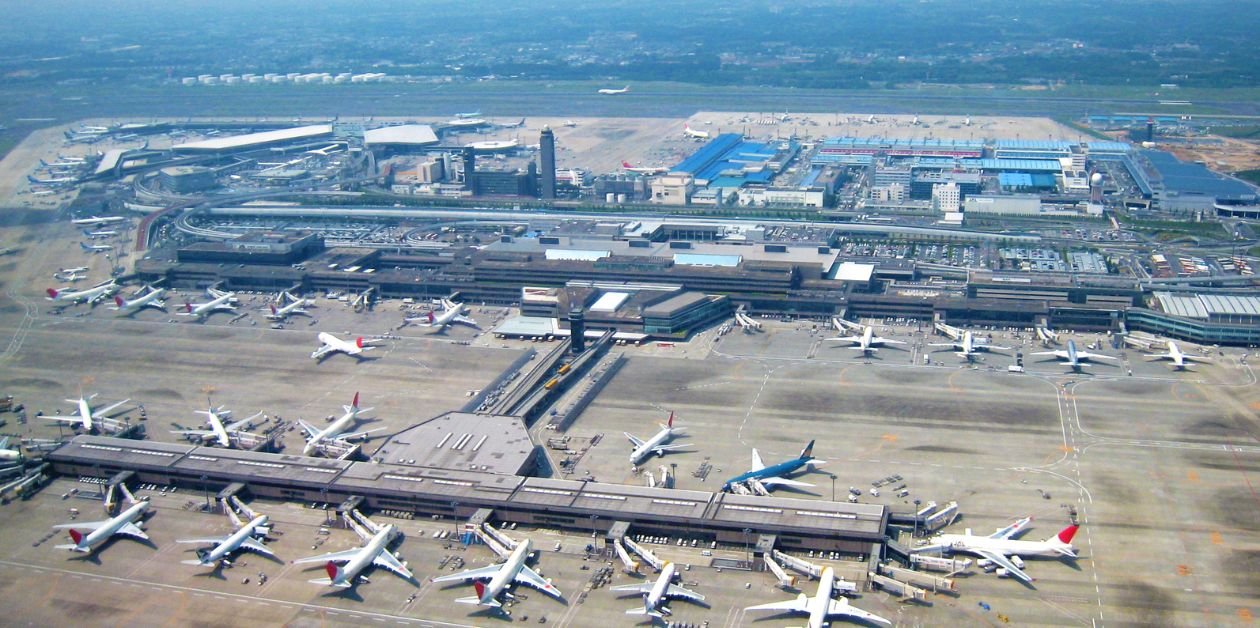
[28,175,75,185]
[454,110,482,119]
[296,510,414,588]
[266,291,312,320]
[744,566,890,628]
[80,242,112,253]
[40,158,85,168]
[405,298,478,331]
[298,393,379,456]
[598,86,630,95]
[110,286,166,315]
[621,160,669,175]
[53,270,86,283]
[683,124,711,140]
[828,318,905,354]
[53,489,150,554]
[562,119,577,127]
[171,403,264,447]
[928,330,1009,361]
[31,190,55,197]
[178,504,274,568]
[180,288,237,320]
[45,281,118,305]
[83,229,118,239]
[1032,340,1117,371]
[610,561,703,618]
[56,154,87,163]
[431,538,562,607]
[310,332,378,361]
[722,440,826,495]
[71,216,125,226]
[913,518,1079,585]
[0,437,22,463]
[625,411,691,466]
[304,144,344,157]
[41,393,130,432]
[500,117,527,128]
[1145,340,1211,369]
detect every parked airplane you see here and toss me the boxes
[83,230,117,239]
[0,437,22,462]
[1032,340,1116,371]
[42,393,130,432]
[626,411,691,466]
[829,318,905,354]
[1145,340,1211,369]
[454,110,482,119]
[914,518,1079,585]
[610,561,703,618]
[929,330,1009,360]
[405,298,478,331]
[310,332,377,361]
[267,291,312,320]
[500,117,527,128]
[28,174,75,185]
[171,403,264,447]
[45,281,118,305]
[53,490,150,554]
[178,504,274,568]
[53,270,85,283]
[683,124,711,140]
[40,158,84,168]
[297,510,413,587]
[71,216,125,226]
[722,441,826,495]
[621,160,669,175]
[299,393,378,456]
[598,86,630,95]
[111,286,166,316]
[432,538,562,607]
[745,566,890,628]
[181,288,237,320]
[80,242,112,253]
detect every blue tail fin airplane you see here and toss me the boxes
[722,441,826,495]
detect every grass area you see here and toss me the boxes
[1208,125,1260,139]
[1117,215,1229,241]
[1234,169,1260,185]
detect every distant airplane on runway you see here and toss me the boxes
[598,86,630,95]
[683,124,710,140]
[310,332,378,361]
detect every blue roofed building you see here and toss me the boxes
[1123,149,1256,212]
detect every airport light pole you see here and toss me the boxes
[320,487,330,525]
[828,473,837,502]
[450,501,459,540]
[743,527,752,567]
[200,474,209,511]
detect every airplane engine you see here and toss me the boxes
[1010,555,1025,569]
[995,568,1010,578]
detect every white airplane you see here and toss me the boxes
[610,561,703,618]
[180,288,237,320]
[110,286,166,316]
[71,216,125,226]
[304,144,344,157]
[683,124,711,140]
[29,175,75,185]
[42,393,130,432]
[178,506,274,568]
[0,437,22,462]
[297,511,413,588]
[53,270,86,283]
[299,393,379,456]
[454,110,482,119]
[625,411,691,466]
[84,229,118,238]
[431,538,562,607]
[53,492,150,554]
[1145,340,1211,369]
[500,117,527,128]
[929,330,1009,360]
[621,160,669,175]
[311,332,377,361]
[171,404,264,447]
[80,242,112,253]
[40,158,84,168]
[745,566,890,628]
[405,298,478,331]
[829,318,905,354]
[267,292,312,320]
[57,154,87,163]
[45,281,117,305]
[1032,340,1117,371]
[914,518,1079,585]
[598,86,630,95]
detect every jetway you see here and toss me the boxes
[868,572,928,602]
[877,562,957,593]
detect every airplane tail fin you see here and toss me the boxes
[1054,524,1080,545]
[455,581,500,606]
[350,392,360,411]
[667,411,674,429]
[46,288,59,298]
[185,303,193,313]
[355,337,365,349]
[428,311,436,324]
[311,561,350,586]
[270,305,277,315]
[68,529,84,545]
[800,440,816,459]
[114,295,125,308]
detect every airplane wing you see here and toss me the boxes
[95,399,130,416]
[974,549,1033,584]
[759,476,814,488]
[453,315,480,328]
[750,449,765,472]
[310,344,335,360]
[1030,350,1066,358]
[874,337,906,345]
[608,582,652,594]
[294,548,365,565]
[990,516,1032,540]
[296,419,321,439]
[927,342,959,348]
[983,344,1012,351]
[665,583,705,603]
[829,598,891,626]
[651,444,692,455]
[1143,352,1173,360]
[746,593,809,613]
[239,537,276,558]
[372,551,414,580]
[514,565,563,598]
[116,522,149,541]
[1077,352,1117,362]
[176,536,229,545]
[170,429,213,440]
[827,335,862,344]
[336,427,384,441]
[53,519,111,531]
[42,414,88,425]
[625,432,646,448]
[431,564,504,583]
[226,412,264,432]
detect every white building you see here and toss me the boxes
[931,182,960,213]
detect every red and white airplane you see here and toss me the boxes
[180,288,237,320]
[913,517,1079,585]
[53,488,150,554]
[610,561,703,618]
[111,286,166,316]
[267,291,312,320]
[297,510,413,588]
[432,538,562,608]
[1145,340,1211,369]
[405,298,478,331]
[311,332,377,361]
[621,160,669,175]
[683,124,710,140]
[299,393,379,456]
[45,280,117,305]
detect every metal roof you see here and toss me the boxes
[1140,150,1256,201]
[673,253,741,267]
[590,292,630,312]
[994,139,1073,151]
[364,124,438,146]
[173,125,333,152]
[962,158,1063,172]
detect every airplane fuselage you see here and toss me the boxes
[333,525,397,586]
[200,515,269,565]
[629,427,678,465]
[116,288,165,314]
[71,501,148,552]
[645,562,676,611]
[724,457,815,491]
[482,539,532,604]
[303,409,360,455]
[933,534,1069,559]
